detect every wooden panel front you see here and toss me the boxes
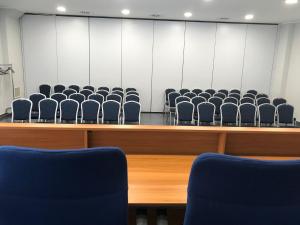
[0,129,87,149]
[89,130,220,155]
[226,133,300,156]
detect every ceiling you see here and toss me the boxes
[0,0,300,24]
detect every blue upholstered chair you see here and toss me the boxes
[96,90,109,100]
[88,93,104,105]
[98,86,110,92]
[112,87,123,92]
[112,90,124,100]
[228,93,240,101]
[164,89,176,113]
[38,98,58,123]
[184,92,197,99]
[239,103,256,126]
[230,89,241,94]
[191,96,206,121]
[39,84,51,98]
[80,89,93,99]
[205,89,216,96]
[208,97,223,116]
[126,88,137,93]
[273,98,287,107]
[70,93,85,114]
[0,146,128,225]
[125,94,140,103]
[258,103,276,126]
[179,89,190,95]
[51,93,67,105]
[257,93,269,99]
[197,102,215,125]
[60,99,79,123]
[107,94,122,103]
[243,93,256,99]
[126,91,139,96]
[83,85,95,92]
[277,104,295,126]
[102,100,121,124]
[198,92,211,101]
[81,100,100,124]
[175,101,194,125]
[213,92,226,99]
[168,92,181,122]
[240,97,255,104]
[63,89,77,97]
[11,98,32,122]
[224,97,238,105]
[123,101,141,124]
[220,103,238,126]
[184,153,300,225]
[175,96,190,105]
[257,97,271,106]
[218,89,229,96]
[247,89,258,96]
[191,89,202,95]
[29,93,46,119]
[54,84,65,93]
[69,85,80,92]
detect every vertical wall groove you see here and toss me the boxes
[88,17,91,85]
[240,24,249,91]
[150,21,155,112]
[54,15,59,84]
[120,19,123,88]
[19,16,27,97]
[180,21,187,89]
[210,23,218,88]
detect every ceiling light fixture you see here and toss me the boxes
[121,9,130,15]
[56,6,66,12]
[245,14,254,20]
[285,0,298,4]
[184,12,193,18]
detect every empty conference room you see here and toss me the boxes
[1,0,300,224]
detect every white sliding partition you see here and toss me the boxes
[241,25,277,94]
[122,19,153,111]
[182,22,217,90]
[151,21,185,112]
[22,15,57,96]
[56,16,89,87]
[212,23,247,90]
[90,18,122,89]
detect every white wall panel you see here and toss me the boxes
[242,25,277,94]
[212,23,247,90]
[182,22,217,90]
[90,18,121,88]
[56,16,89,87]
[151,21,185,112]
[122,19,153,111]
[22,15,57,96]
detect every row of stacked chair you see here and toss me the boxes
[165,88,295,126]
[12,87,141,124]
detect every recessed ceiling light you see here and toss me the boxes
[184,12,193,18]
[121,9,130,15]
[245,14,254,20]
[56,6,66,12]
[285,0,298,4]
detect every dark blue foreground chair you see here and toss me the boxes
[81,100,100,124]
[220,103,238,126]
[123,101,141,124]
[102,100,121,124]
[175,101,194,125]
[38,98,58,123]
[0,146,128,225]
[184,153,300,225]
[60,99,79,123]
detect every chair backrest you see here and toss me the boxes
[240,97,255,104]
[102,100,121,123]
[88,93,104,105]
[184,153,300,225]
[107,94,122,103]
[63,89,77,97]
[239,103,256,125]
[83,85,95,92]
[230,89,241,94]
[176,101,194,123]
[126,91,139,96]
[258,103,276,125]
[257,97,270,106]
[112,87,123,92]
[273,98,287,107]
[175,96,190,105]
[112,90,124,99]
[54,84,66,93]
[0,146,128,225]
[224,97,238,105]
[191,96,206,115]
[243,93,256,99]
[192,89,202,95]
[29,93,46,112]
[220,103,238,125]
[11,98,32,122]
[198,92,211,101]
[256,93,269,99]
[165,88,176,101]
[228,93,240,101]
[179,89,190,95]
[51,93,67,105]
[205,89,216,96]
[218,89,228,96]
[38,98,58,122]
[247,89,258,96]
[98,86,110,92]
[60,99,79,123]
[213,92,226,99]
[123,101,141,124]
[80,89,93,99]
[69,85,80,92]
[81,100,100,123]
[125,88,137,93]
[184,92,197,99]
[69,93,85,110]
[277,104,294,125]
[125,94,140,103]
[197,102,215,124]
[96,90,109,100]
[168,92,181,108]
[208,97,223,115]
[39,84,51,98]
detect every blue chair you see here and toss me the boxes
[197,102,215,125]
[126,91,139,96]
[125,94,140,103]
[11,98,32,122]
[273,98,287,107]
[258,103,276,126]
[123,101,141,124]
[80,89,93,99]
[51,93,67,106]
[239,103,256,126]
[228,93,240,101]
[29,93,46,119]
[179,89,190,95]
[107,94,122,103]
[213,92,226,99]
[102,100,121,124]
[198,92,211,101]
[257,93,269,99]
[218,89,228,96]
[277,104,295,126]
[224,97,238,104]
[184,92,197,99]
[247,89,258,96]
[208,97,223,116]
[243,93,256,99]
[175,96,190,105]
[184,153,300,225]
[70,93,85,113]
[230,89,241,94]
[88,93,104,106]
[205,89,216,96]
[240,97,255,104]
[54,84,65,93]
[38,98,58,123]
[83,85,95,92]
[168,92,181,122]
[164,89,176,114]
[39,84,51,98]
[112,87,123,92]
[81,100,100,124]
[98,86,110,92]
[60,99,79,123]
[192,89,202,95]
[112,90,124,100]
[220,103,238,126]
[126,88,137,93]
[63,89,77,97]
[96,90,109,100]
[191,96,206,121]
[175,101,194,125]
[69,85,80,92]
[257,97,270,106]
[0,146,128,225]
